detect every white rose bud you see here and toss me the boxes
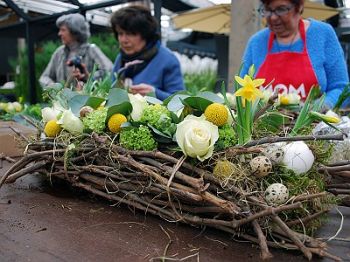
[128,93,148,121]
[175,115,219,161]
[57,109,84,134]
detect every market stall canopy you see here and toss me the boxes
[172,1,339,35]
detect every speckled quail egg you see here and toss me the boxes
[264,183,289,206]
[249,156,272,178]
[262,145,284,165]
[79,105,94,118]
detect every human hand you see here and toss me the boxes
[72,63,89,82]
[129,83,155,96]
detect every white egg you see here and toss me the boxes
[282,141,314,175]
[249,156,272,178]
[264,183,289,206]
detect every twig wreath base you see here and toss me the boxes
[0,133,345,261]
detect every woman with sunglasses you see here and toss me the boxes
[241,0,349,109]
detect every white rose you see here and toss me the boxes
[57,109,84,134]
[175,115,219,161]
[128,93,148,121]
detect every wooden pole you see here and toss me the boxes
[228,0,261,89]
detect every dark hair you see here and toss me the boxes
[260,0,304,11]
[56,13,90,43]
[110,5,160,43]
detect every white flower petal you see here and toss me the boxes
[175,114,219,161]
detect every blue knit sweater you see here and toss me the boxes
[241,18,349,107]
[112,44,185,101]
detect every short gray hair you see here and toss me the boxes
[56,13,90,43]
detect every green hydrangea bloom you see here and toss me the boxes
[140,104,175,135]
[120,125,157,151]
[216,124,237,150]
[82,108,107,134]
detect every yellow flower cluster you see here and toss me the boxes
[108,113,127,133]
[204,103,228,127]
[44,120,62,137]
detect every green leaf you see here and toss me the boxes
[290,86,323,136]
[86,97,105,109]
[163,90,189,106]
[106,88,130,107]
[257,111,291,132]
[197,91,224,103]
[145,96,162,105]
[69,95,90,116]
[68,95,105,116]
[183,96,212,112]
[334,83,350,112]
[106,102,132,120]
[167,94,189,112]
[148,124,174,143]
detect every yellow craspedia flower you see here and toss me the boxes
[204,103,228,127]
[108,113,127,133]
[44,120,62,137]
[213,160,235,178]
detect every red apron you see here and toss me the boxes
[256,20,318,99]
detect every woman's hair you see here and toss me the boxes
[260,0,304,9]
[110,5,160,43]
[56,13,90,43]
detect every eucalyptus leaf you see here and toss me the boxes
[163,90,189,106]
[197,91,224,103]
[61,88,77,102]
[148,124,174,143]
[183,96,213,112]
[68,95,90,116]
[106,102,132,120]
[145,96,162,105]
[106,88,130,107]
[86,97,105,109]
[68,95,105,116]
[167,94,189,112]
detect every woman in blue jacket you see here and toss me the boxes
[110,5,185,100]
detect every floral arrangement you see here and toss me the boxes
[0,65,347,260]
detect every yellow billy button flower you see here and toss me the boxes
[108,113,127,133]
[234,75,265,103]
[204,103,228,127]
[44,120,62,137]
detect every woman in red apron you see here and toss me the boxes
[241,0,349,108]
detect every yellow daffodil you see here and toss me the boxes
[234,75,265,103]
[278,93,301,106]
[310,111,340,124]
